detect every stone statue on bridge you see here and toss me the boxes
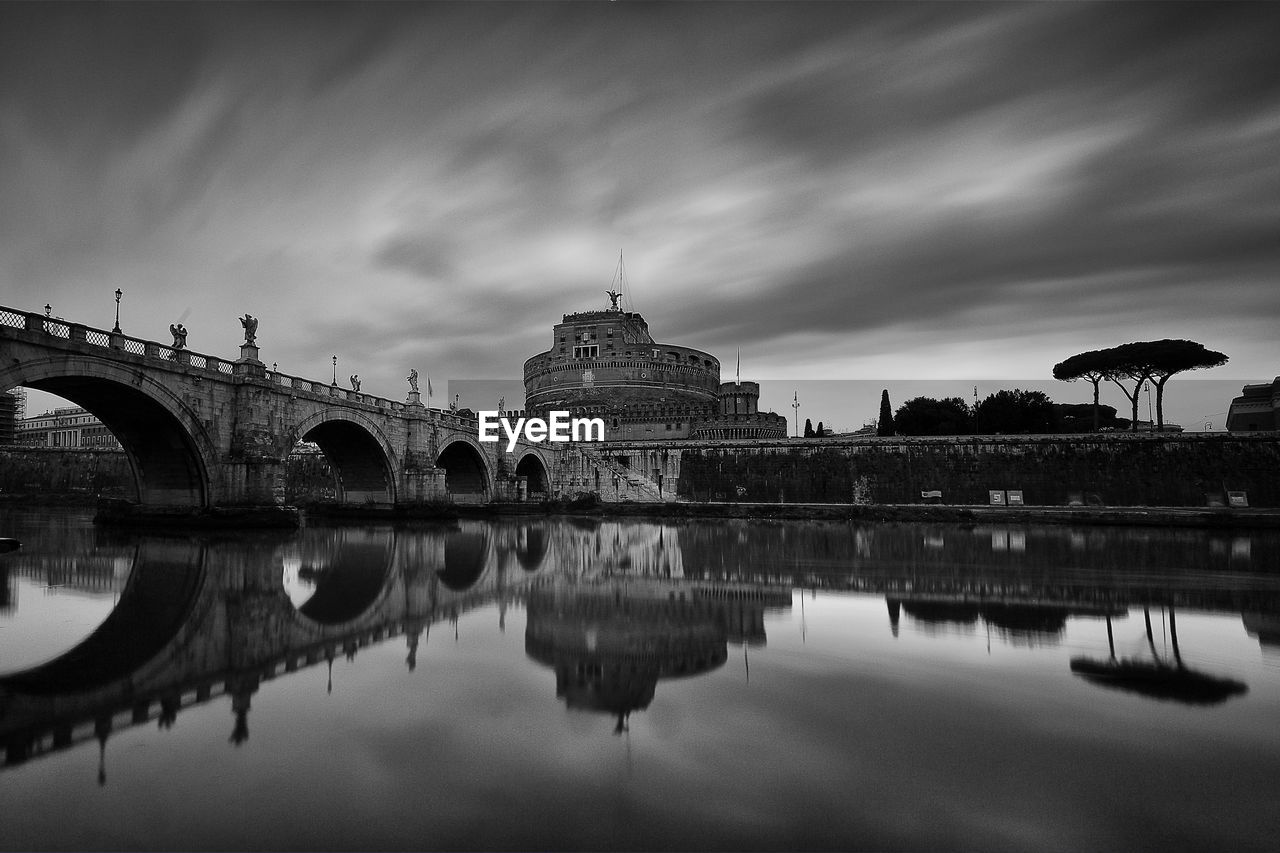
[350,374,361,392]
[239,313,258,346]
[407,369,419,393]
[169,323,187,350]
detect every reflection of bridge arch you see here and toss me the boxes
[0,357,216,507]
[438,529,491,591]
[290,530,398,627]
[437,437,491,501]
[515,451,550,496]
[514,525,550,571]
[292,411,398,504]
[0,541,206,693]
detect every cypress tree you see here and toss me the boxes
[877,389,895,436]
[804,418,814,438]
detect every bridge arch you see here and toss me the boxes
[291,410,398,505]
[515,450,551,498]
[0,356,217,507]
[436,437,491,502]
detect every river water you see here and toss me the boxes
[1,507,1279,851]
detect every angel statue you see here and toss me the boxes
[169,323,187,350]
[605,289,622,310]
[350,374,361,392]
[239,313,258,346]
[407,368,419,393]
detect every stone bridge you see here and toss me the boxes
[0,305,580,509]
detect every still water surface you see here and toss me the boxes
[1,508,1279,851]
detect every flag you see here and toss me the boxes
[427,374,433,399]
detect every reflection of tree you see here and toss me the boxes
[1070,607,1247,705]
[890,598,1087,646]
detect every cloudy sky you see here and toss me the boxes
[3,2,1277,427]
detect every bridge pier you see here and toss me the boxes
[222,457,287,507]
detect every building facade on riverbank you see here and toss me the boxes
[18,406,121,450]
[522,295,787,441]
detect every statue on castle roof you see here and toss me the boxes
[406,368,419,393]
[239,313,258,346]
[605,289,622,311]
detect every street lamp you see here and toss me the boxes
[113,289,122,333]
[791,392,800,437]
[331,355,337,385]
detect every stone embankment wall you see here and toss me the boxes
[674,433,1280,508]
[0,447,342,503]
[0,447,135,499]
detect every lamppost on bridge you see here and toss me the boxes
[113,289,122,333]
[331,355,337,386]
[792,391,800,438]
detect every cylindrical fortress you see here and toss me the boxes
[523,298,786,441]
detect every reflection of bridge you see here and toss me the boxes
[0,306,571,509]
[0,521,556,770]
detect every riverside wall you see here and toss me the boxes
[5,433,1280,509]
[671,433,1280,508]
[0,447,339,503]
[0,447,135,499]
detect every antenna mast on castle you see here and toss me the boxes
[611,249,633,312]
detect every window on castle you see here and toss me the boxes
[573,345,599,359]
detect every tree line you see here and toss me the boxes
[872,339,1226,436]
[1052,339,1226,432]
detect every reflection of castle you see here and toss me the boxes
[522,294,787,441]
[525,577,790,729]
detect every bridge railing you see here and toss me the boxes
[2,304,490,414]
[2,304,233,377]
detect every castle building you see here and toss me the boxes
[522,294,787,441]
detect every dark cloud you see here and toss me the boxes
[4,0,1278,407]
